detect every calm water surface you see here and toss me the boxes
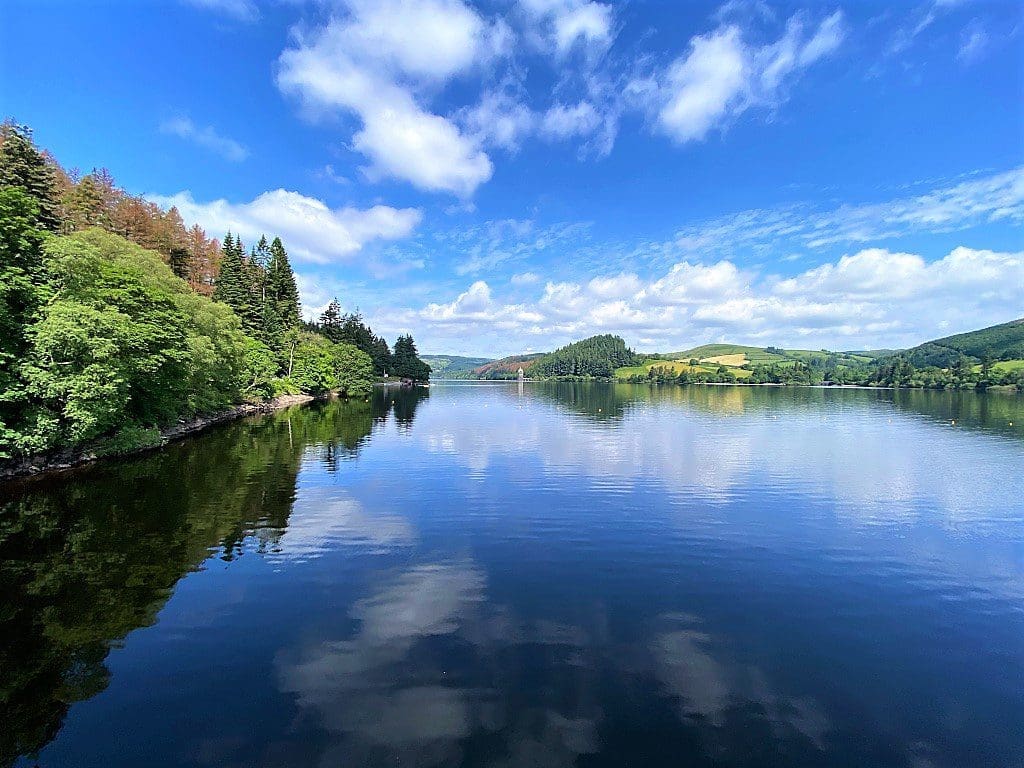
[2,383,1023,768]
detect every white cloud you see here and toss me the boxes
[540,101,602,139]
[460,90,536,151]
[355,101,493,196]
[957,22,989,64]
[641,11,845,143]
[277,0,498,196]
[159,117,249,162]
[339,0,492,80]
[148,189,421,264]
[655,27,748,143]
[511,271,541,285]
[386,246,1024,354]
[182,0,257,22]
[520,0,613,57]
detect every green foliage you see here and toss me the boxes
[532,334,638,379]
[391,334,431,381]
[0,125,415,464]
[9,230,251,453]
[267,237,300,330]
[240,337,279,400]
[213,232,256,332]
[0,188,49,450]
[93,424,162,457]
[0,122,61,231]
[898,317,1024,367]
[315,299,392,375]
[289,332,375,396]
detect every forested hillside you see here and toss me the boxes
[470,354,547,379]
[0,122,429,463]
[530,335,638,378]
[898,318,1024,368]
[421,355,492,378]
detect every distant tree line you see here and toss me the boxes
[307,299,431,381]
[530,334,638,379]
[0,121,430,462]
[628,353,1024,391]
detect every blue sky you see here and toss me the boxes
[3,0,1022,356]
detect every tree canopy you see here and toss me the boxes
[0,122,405,463]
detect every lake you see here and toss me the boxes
[2,382,1023,768]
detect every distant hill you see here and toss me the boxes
[421,355,493,378]
[660,343,881,370]
[471,353,547,379]
[898,318,1024,368]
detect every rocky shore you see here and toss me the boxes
[0,393,314,482]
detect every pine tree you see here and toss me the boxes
[0,122,61,231]
[319,299,343,343]
[214,232,257,332]
[391,334,431,381]
[267,237,300,329]
[168,247,190,280]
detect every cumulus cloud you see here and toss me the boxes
[277,0,498,196]
[382,246,1024,354]
[148,189,421,264]
[159,117,249,162]
[638,10,845,143]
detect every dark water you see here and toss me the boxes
[2,383,1023,768]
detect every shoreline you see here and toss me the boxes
[0,393,314,483]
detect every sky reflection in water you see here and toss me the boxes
[3,383,1023,768]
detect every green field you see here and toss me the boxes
[616,343,885,381]
[616,357,753,379]
[974,359,1024,374]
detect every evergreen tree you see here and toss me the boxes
[0,122,61,231]
[214,232,257,332]
[267,237,300,329]
[391,334,431,381]
[168,246,190,280]
[371,336,392,376]
[251,235,271,270]
[319,299,343,343]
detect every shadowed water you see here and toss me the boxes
[2,383,1022,768]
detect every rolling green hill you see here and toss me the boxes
[625,344,883,380]
[898,318,1024,367]
[421,355,493,378]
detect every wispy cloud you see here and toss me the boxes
[638,167,1024,266]
[957,21,989,64]
[160,117,249,162]
[437,218,593,276]
[181,0,258,23]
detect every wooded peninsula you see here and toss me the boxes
[0,122,431,467]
